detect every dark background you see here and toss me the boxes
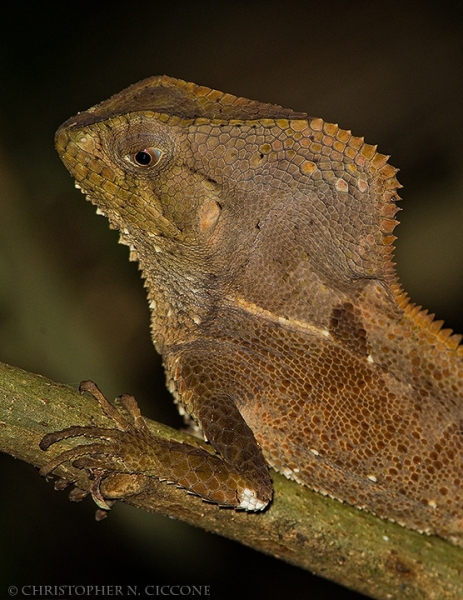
[1,3,462,599]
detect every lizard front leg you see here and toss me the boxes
[40,381,272,511]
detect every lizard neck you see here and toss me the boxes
[127,236,219,354]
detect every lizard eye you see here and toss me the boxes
[126,148,163,167]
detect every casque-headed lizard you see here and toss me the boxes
[43,76,463,547]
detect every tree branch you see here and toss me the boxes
[0,360,462,599]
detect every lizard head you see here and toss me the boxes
[55,75,304,244]
[56,76,402,329]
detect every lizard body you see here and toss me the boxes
[48,76,463,546]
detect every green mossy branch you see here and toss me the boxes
[0,360,462,600]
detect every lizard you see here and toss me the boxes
[42,75,463,548]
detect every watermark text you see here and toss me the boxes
[8,584,211,597]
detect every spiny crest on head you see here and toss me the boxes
[81,75,308,125]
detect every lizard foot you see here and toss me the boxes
[40,381,271,510]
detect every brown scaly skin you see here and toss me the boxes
[45,76,463,545]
